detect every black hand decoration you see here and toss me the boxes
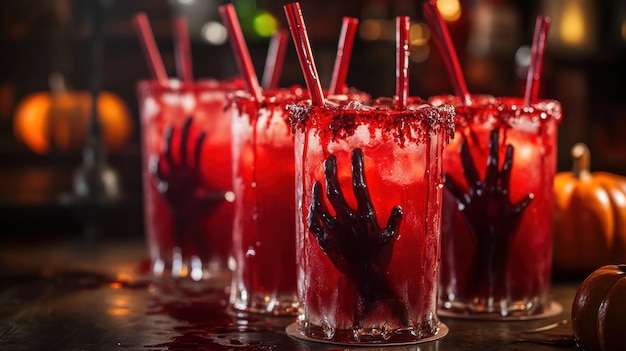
[150,117,226,255]
[444,128,533,296]
[308,148,408,325]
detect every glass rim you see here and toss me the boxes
[136,77,243,96]
[288,97,457,147]
[428,94,563,123]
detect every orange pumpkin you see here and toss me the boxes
[13,89,133,154]
[572,264,626,351]
[553,143,626,273]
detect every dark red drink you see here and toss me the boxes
[227,87,304,314]
[228,87,369,315]
[431,95,562,318]
[288,97,454,343]
[137,79,239,280]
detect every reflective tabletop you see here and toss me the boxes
[0,237,580,351]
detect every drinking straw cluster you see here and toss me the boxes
[423,0,551,107]
[132,3,363,107]
[132,1,552,114]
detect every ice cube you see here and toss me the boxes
[384,143,426,186]
[181,93,197,114]
[352,124,372,145]
[343,100,368,111]
[143,96,160,117]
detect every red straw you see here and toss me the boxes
[132,12,168,85]
[261,29,289,90]
[423,0,471,105]
[396,16,410,109]
[329,17,359,95]
[218,4,263,101]
[173,16,194,83]
[284,2,325,106]
[524,16,551,106]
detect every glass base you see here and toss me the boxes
[286,322,448,346]
[229,288,298,316]
[149,250,230,281]
[438,298,563,320]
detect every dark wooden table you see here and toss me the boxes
[0,237,581,351]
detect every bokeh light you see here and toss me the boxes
[436,0,462,22]
[201,21,228,45]
[252,11,278,37]
[359,19,383,41]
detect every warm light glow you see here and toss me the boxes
[560,0,586,45]
[622,20,626,41]
[359,19,383,41]
[116,273,132,282]
[107,295,131,317]
[108,308,131,317]
[516,144,535,164]
[202,21,228,45]
[179,265,189,278]
[436,0,462,22]
[409,22,431,63]
[409,22,430,46]
[109,282,123,289]
[13,91,133,154]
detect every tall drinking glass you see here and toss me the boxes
[431,95,562,318]
[288,97,455,344]
[227,87,305,315]
[227,87,370,315]
[137,79,239,280]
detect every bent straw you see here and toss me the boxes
[132,12,168,85]
[423,0,471,105]
[396,16,410,109]
[218,4,263,101]
[329,17,359,95]
[284,2,325,106]
[173,16,194,83]
[261,29,289,90]
[524,16,551,106]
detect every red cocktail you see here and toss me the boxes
[228,87,369,315]
[227,87,304,315]
[288,97,455,343]
[432,95,562,317]
[137,78,239,280]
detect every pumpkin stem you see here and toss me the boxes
[571,143,591,179]
[49,72,68,94]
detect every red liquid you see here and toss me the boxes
[227,88,304,315]
[432,95,562,317]
[137,79,240,280]
[289,98,455,343]
[227,88,371,315]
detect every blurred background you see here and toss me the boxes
[1,0,625,238]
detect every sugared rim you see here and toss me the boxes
[226,86,370,105]
[227,85,308,104]
[287,96,456,146]
[136,77,244,95]
[226,87,372,127]
[429,94,562,125]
